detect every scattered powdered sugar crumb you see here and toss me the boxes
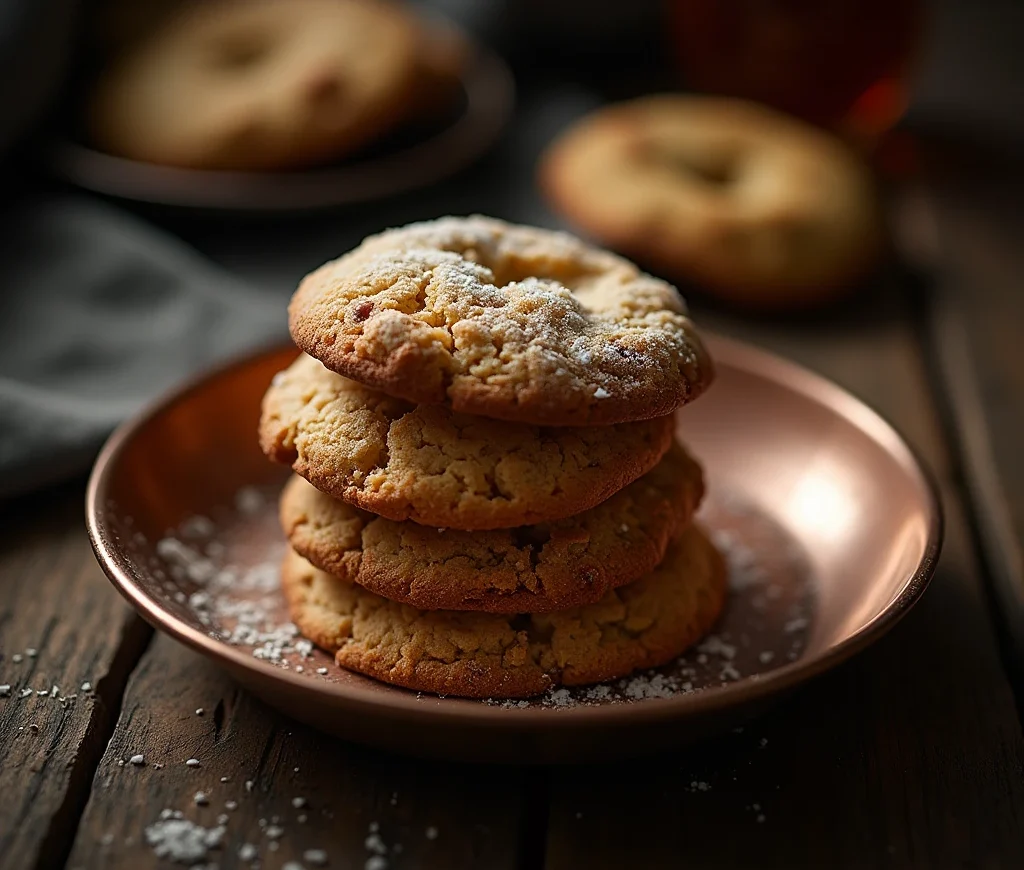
[719,662,742,681]
[593,386,611,399]
[238,842,258,862]
[710,528,767,590]
[785,617,809,633]
[193,792,209,806]
[364,820,404,868]
[129,754,145,766]
[545,688,573,707]
[235,486,266,516]
[425,826,439,840]
[186,758,201,768]
[0,685,10,698]
[145,815,225,864]
[365,827,386,855]
[304,848,329,865]
[154,521,304,667]
[180,515,217,540]
[698,635,737,660]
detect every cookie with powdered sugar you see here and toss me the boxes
[287,216,714,426]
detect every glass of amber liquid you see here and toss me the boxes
[667,0,924,144]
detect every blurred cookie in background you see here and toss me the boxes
[539,95,883,310]
[85,0,465,171]
[404,17,471,124]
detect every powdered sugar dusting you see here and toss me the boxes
[122,483,336,678]
[144,814,225,864]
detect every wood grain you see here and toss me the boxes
[916,179,1024,668]
[543,292,1024,869]
[0,481,151,870]
[67,634,529,870]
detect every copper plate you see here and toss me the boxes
[86,336,942,763]
[47,36,514,214]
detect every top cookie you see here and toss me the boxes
[288,216,713,426]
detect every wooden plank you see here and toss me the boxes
[914,179,1024,667]
[67,634,529,869]
[0,482,151,870]
[544,291,1024,868]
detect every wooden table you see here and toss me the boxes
[3,212,1023,868]
[4,21,1024,869]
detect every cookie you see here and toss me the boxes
[281,524,727,698]
[540,96,882,308]
[288,216,713,426]
[260,353,675,530]
[279,440,704,612]
[87,0,420,170]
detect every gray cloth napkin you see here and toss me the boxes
[0,198,285,498]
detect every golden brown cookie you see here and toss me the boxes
[279,440,704,612]
[260,353,675,530]
[540,96,882,309]
[87,0,420,170]
[288,216,713,426]
[281,524,727,698]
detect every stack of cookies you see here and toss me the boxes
[258,216,725,699]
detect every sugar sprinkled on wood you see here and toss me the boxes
[144,814,225,864]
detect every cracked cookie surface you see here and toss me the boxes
[279,441,704,612]
[260,353,675,530]
[281,524,727,698]
[288,215,714,426]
